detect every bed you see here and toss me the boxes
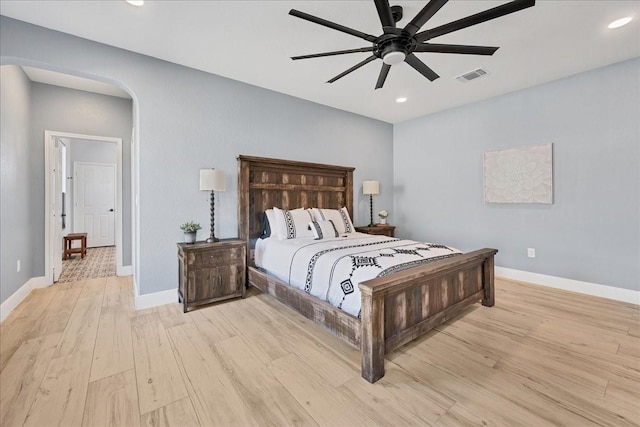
[237,155,498,383]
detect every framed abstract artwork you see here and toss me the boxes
[484,143,553,204]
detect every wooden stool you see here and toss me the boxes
[64,233,87,260]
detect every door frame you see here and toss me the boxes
[52,137,64,282]
[44,130,126,283]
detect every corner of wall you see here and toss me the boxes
[134,287,177,311]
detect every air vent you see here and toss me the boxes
[455,68,488,82]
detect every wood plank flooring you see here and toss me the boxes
[0,276,638,426]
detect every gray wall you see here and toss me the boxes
[394,58,640,292]
[66,138,118,235]
[30,83,133,271]
[0,65,33,303]
[0,17,394,297]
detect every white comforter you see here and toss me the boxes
[255,233,460,317]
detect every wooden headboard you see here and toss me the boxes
[237,155,355,265]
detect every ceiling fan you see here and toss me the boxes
[289,0,535,89]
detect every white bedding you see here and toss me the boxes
[255,233,461,317]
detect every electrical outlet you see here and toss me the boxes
[17,260,21,272]
[527,248,536,258]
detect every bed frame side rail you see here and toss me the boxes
[247,266,361,347]
[359,248,497,383]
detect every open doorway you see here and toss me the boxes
[45,131,127,283]
[23,64,136,286]
[0,63,136,320]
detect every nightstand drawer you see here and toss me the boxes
[193,247,244,268]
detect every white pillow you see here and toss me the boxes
[309,220,339,240]
[311,207,355,234]
[272,207,315,240]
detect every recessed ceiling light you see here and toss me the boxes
[126,0,144,6]
[396,97,407,103]
[608,17,632,29]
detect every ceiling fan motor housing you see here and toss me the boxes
[376,32,415,65]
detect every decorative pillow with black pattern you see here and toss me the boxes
[272,207,315,240]
[310,207,355,234]
[309,220,339,240]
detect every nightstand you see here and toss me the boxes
[355,224,396,237]
[177,239,246,312]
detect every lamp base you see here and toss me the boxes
[207,190,219,244]
[368,194,375,228]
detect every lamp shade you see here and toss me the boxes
[363,180,379,195]
[199,169,226,192]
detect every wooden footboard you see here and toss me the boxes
[359,248,498,383]
[248,248,497,384]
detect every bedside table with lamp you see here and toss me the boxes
[358,181,395,237]
[177,167,247,313]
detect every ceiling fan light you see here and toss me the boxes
[383,51,406,65]
[608,17,632,29]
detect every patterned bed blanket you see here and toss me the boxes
[255,234,460,317]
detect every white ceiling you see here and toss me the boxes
[2,1,639,123]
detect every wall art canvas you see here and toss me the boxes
[484,143,553,204]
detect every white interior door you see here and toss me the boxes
[74,162,116,247]
[52,139,63,281]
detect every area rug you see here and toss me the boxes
[58,246,116,283]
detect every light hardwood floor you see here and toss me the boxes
[1,276,638,426]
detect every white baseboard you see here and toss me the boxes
[31,276,50,289]
[3,274,180,319]
[117,265,133,276]
[0,276,48,322]
[496,267,639,305]
[135,288,178,310]
[7,269,636,318]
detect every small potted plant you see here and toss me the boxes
[378,210,389,225]
[180,221,201,244]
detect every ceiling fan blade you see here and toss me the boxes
[404,0,449,35]
[415,0,535,42]
[290,9,377,43]
[327,55,378,83]
[375,64,391,89]
[414,43,499,55]
[374,0,396,29]
[292,47,375,60]
[404,54,439,81]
